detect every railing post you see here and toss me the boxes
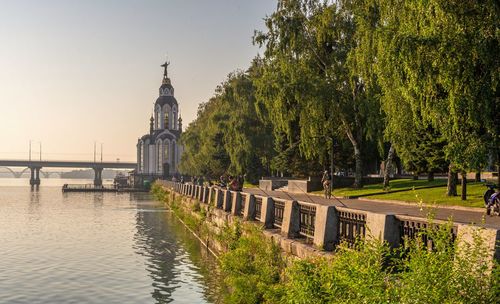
[260,197,274,229]
[456,225,500,263]
[365,212,399,248]
[207,187,214,205]
[231,192,242,216]
[313,205,338,250]
[280,200,300,238]
[198,186,202,201]
[200,186,206,203]
[223,190,232,212]
[243,194,255,220]
[214,188,223,209]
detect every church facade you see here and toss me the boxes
[135,61,183,183]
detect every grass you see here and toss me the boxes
[311,178,486,208]
[313,178,448,197]
[367,182,486,208]
[243,181,259,188]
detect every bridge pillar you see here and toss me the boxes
[29,167,41,186]
[94,168,103,187]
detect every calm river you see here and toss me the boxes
[0,178,220,304]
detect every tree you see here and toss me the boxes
[365,0,499,198]
[180,66,275,182]
[254,0,383,188]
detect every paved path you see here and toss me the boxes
[244,188,500,229]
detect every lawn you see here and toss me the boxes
[313,178,448,197]
[312,178,487,208]
[243,182,259,188]
[366,182,486,208]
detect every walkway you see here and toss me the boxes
[244,188,500,229]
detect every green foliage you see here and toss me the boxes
[152,185,498,303]
[281,224,497,304]
[283,241,394,303]
[219,224,285,304]
[254,0,386,187]
[364,0,499,174]
[180,68,275,182]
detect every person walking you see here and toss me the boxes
[321,170,332,199]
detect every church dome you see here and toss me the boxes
[155,95,177,107]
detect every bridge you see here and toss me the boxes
[0,167,66,178]
[0,160,137,186]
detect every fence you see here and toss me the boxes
[337,209,366,247]
[160,182,500,260]
[298,202,316,239]
[254,196,263,221]
[239,193,248,216]
[273,199,286,228]
[398,216,458,249]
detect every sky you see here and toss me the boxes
[0,0,276,162]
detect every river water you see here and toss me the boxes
[0,178,221,304]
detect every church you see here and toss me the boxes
[134,61,183,185]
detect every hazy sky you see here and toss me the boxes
[0,0,276,162]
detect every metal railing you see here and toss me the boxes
[298,202,316,239]
[337,209,366,247]
[273,199,286,228]
[398,217,457,249]
[209,188,216,205]
[254,196,263,220]
[239,193,247,216]
[62,184,117,190]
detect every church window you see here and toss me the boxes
[164,141,169,162]
[157,143,162,172]
[164,112,169,129]
[173,110,177,130]
[139,142,143,171]
[139,142,144,171]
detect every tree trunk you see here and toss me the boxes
[475,170,481,182]
[461,171,467,201]
[447,164,457,196]
[497,162,500,187]
[427,172,434,182]
[383,145,395,189]
[353,144,363,188]
[343,120,363,189]
[413,172,419,180]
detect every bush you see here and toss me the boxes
[219,224,284,303]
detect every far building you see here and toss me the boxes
[133,61,183,186]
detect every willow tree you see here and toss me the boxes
[180,66,275,182]
[367,0,499,198]
[254,0,383,187]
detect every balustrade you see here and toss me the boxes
[337,210,366,247]
[298,203,316,239]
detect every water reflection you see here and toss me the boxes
[133,204,221,303]
[0,181,220,304]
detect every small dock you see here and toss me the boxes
[62,184,148,193]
